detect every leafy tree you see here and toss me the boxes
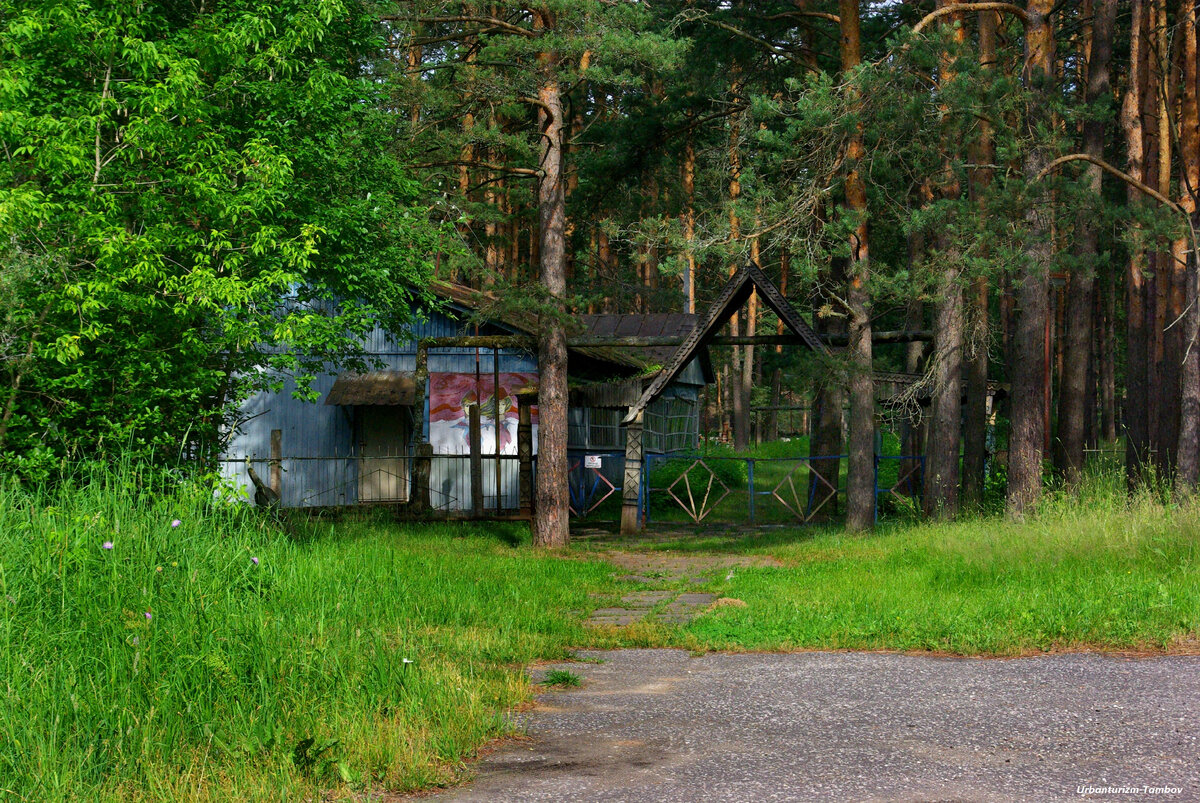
[0,0,441,473]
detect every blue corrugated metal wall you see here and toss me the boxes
[219,306,536,507]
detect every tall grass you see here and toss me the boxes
[0,465,614,801]
[677,468,1200,654]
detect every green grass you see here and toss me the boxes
[540,669,582,687]
[0,466,618,801]
[663,476,1200,655]
[7,461,1200,800]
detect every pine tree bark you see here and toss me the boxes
[962,8,999,509]
[1153,0,1181,478]
[531,11,569,547]
[682,133,697,314]
[745,205,762,444]
[1006,0,1056,516]
[728,76,749,451]
[924,0,968,518]
[810,256,847,516]
[1173,0,1200,492]
[1100,258,1118,441]
[1054,0,1116,487]
[840,0,875,531]
[1122,0,1152,488]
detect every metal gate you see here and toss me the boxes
[643,454,847,526]
[641,453,925,527]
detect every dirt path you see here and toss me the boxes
[433,649,1200,802]
[579,546,780,628]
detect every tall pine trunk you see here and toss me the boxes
[682,133,697,314]
[1055,0,1116,486]
[728,78,750,451]
[1153,0,1181,478]
[924,0,968,517]
[1100,259,1118,441]
[961,10,999,508]
[1174,0,1200,491]
[1007,0,1056,516]
[840,0,875,531]
[532,12,569,547]
[1122,0,1151,489]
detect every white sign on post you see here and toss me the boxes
[584,454,603,469]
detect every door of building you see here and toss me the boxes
[358,407,410,503]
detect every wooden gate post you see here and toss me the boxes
[413,443,432,511]
[517,391,536,517]
[621,410,644,534]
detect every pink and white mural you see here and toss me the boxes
[428,372,539,455]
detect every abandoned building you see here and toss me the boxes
[218,282,711,510]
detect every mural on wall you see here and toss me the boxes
[429,372,539,455]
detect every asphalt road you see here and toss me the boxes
[434,649,1200,802]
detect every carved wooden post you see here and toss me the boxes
[413,443,432,511]
[621,410,644,534]
[517,391,536,517]
[412,340,432,512]
[468,402,484,516]
[269,429,282,497]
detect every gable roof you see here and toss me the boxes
[429,281,719,381]
[577,313,699,365]
[427,280,648,372]
[624,262,826,423]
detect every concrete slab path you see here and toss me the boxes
[434,649,1200,802]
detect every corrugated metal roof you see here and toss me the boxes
[325,371,417,406]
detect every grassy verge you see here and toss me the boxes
[7,463,1200,800]
[650,481,1200,655]
[0,467,617,801]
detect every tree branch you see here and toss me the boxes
[761,10,841,24]
[93,63,113,185]
[417,160,540,177]
[382,14,536,38]
[1036,153,1184,212]
[911,3,1028,35]
[681,13,808,65]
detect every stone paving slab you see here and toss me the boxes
[671,593,719,606]
[585,592,719,628]
[621,591,676,607]
[435,649,1200,802]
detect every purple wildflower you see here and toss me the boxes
[170,519,181,528]
[251,556,259,566]
[102,541,113,550]
[145,611,152,621]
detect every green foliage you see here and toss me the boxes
[0,0,441,469]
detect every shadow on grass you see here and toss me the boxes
[287,508,531,548]
[571,522,836,554]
